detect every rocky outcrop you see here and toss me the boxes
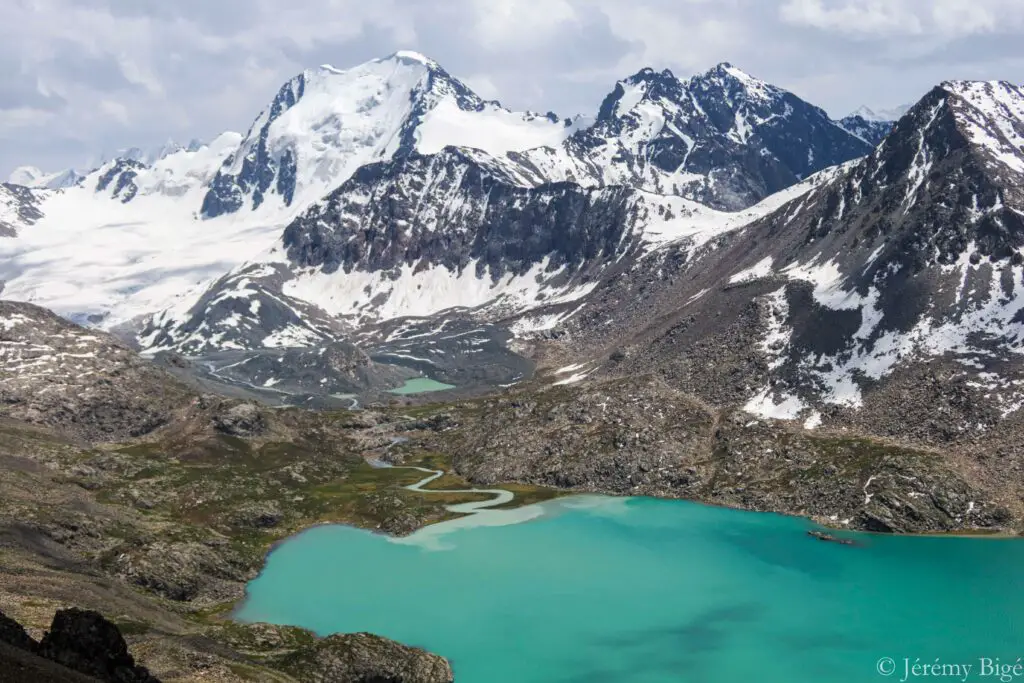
[212,402,268,438]
[94,159,148,203]
[0,608,159,683]
[112,539,254,603]
[38,609,160,683]
[280,632,454,683]
[0,609,37,652]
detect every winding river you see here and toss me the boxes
[368,439,518,520]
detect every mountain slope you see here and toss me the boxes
[0,300,194,440]
[558,79,1024,447]
[2,55,875,332]
[140,142,776,355]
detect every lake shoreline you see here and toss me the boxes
[233,486,1024,683]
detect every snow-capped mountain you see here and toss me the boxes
[84,132,242,204]
[8,140,205,192]
[199,51,583,219]
[135,60,882,356]
[7,166,85,190]
[501,63,875,210]
[2,52,886,346]
[836,105,912,145]
[562,78,1024,443]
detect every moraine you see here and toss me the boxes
[236,496,1024,683]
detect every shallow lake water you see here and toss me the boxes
[386,377,456,395]
[236,495,1024,683]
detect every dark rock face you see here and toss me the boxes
[281,632,454,683]
[94,159,148,203]
[38,609,159,683]
[0,609,37,653]
[201,74,306,217]
[283,148,645,279]
[786,83,1024,276]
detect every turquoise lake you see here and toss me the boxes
[236,496,1024,683]
[387,377,456,395]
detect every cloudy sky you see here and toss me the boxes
[2,0,1024,176]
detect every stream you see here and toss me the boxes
[368,437,515,515]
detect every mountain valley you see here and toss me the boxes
[3,48,1024,682]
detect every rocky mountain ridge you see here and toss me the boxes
[138,143,788,356]
[527,62,875,210]
[549,78,1024,449]
[1,52,882,335]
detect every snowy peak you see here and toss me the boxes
[95,139,206,170]
[848,104,911,122]
[940,80,1024,175]
[199,52,576,220]
[8,166,85,190]
[730,78,1024,289]
[838,104,911,143]
[389,50,438,66]
[688,61,781,104]
[837,114,894,146]
[574,61,873,210]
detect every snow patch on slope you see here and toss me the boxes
[0,183,284,328]
[283,257,598,325]
[417,100,580,156]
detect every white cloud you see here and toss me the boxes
[470,0,576,48]
[462,74,500,100]
[780,0,922,36]
[0,0,1022,175]
[780,0,1024,38]
[99,100,129,125]
[0,107,56,132]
